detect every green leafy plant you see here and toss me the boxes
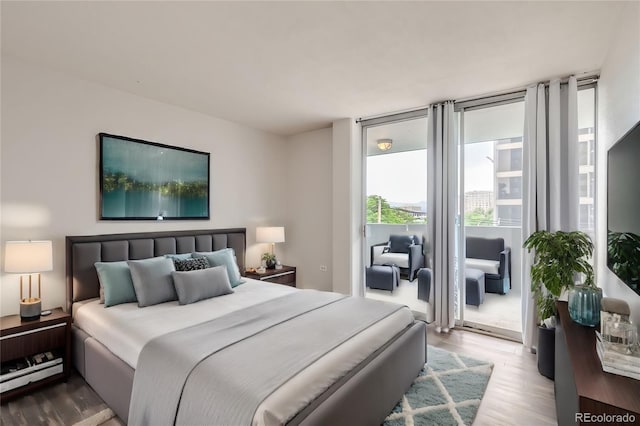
[465,208,494,226]
[523,230,594,323]
[261,252,277,268]
[366,195,424,224]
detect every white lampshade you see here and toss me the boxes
[4,241,53,273]
[256,227,285,244]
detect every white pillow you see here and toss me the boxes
[465,258,500,275]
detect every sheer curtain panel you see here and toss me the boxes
[521,77,579,349]
[427,101,457,332]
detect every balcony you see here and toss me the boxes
[365,223,522,338]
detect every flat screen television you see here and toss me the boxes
[607,120,640,295]
[99,133,210,220]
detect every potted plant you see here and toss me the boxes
[261,252,277,269]
[523,230,595,379]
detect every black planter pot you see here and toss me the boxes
[537,325,555,380]
[265,259,276,269]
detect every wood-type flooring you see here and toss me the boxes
[0,325,556,426]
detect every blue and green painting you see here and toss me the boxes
[100,135,209,219]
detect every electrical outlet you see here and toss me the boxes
[320,265,328,272]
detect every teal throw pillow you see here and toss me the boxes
[192,248,246,287]
[164,253,193,261]
[95,261,137,307]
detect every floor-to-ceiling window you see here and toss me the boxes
[361,114,429,318]
[457,100,525,340]
[358,79,596,337]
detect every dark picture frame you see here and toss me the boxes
[99,133,210,220]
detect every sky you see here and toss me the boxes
[367,151,427,204]
[464,141,494,192]
[366,142,494,204]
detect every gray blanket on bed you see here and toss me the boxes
[128,290,404,426]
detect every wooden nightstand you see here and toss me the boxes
[245,265,296,287]
[0,308,71,402]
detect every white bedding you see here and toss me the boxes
[75,279,299,368]
[74,278,414,425]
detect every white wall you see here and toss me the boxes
[284,119,362,296]
[597,3,640,326]
[331,118,363,296]
[0,56,288,316]
[284,127,333,291]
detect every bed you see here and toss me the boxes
[67,228,426,425]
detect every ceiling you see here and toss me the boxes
[1,1,626,136]
[366,118,428,156]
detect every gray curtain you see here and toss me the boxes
[522,77,578,349]
[427,101,457,332]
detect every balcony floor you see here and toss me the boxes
[366,278,429,315]
[366,278,522,338]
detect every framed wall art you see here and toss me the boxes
[99,133,210,220]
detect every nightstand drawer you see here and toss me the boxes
[265,272,295,286]
[245,265,296,288]
[0,308,71,402]
[1,323,66,362]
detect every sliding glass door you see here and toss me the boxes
[358,81,596,341]
[361,114,430,319]
[457,101,525,340]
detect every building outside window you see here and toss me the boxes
[494,136,523,226]
[578,88,596,236]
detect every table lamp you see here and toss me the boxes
[4,240,53,320]
[256,227,285,269]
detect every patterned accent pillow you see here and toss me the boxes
[173,257,209,272]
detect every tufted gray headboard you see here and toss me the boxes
[65,228,246,312]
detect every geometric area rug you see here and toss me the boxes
[384,345,494,426]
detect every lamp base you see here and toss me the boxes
[20,298,41,321]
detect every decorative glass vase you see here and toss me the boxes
[568,285,602,327]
